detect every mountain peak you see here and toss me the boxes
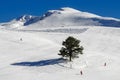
[46,7,101,18]
[47,7,80,14]
[16,15,35,22]
[59,7,80,12]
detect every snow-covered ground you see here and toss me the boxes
[0,26,120,80]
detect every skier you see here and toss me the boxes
[104,62,106,66]
[20,38,22,41]
[80,70,83,75]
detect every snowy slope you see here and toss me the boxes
[1,7,120,30]
[0,26,120,80]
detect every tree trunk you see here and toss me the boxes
[69,52,72,61]
[69,48,72,61]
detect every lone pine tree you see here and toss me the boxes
[58,36,84,61]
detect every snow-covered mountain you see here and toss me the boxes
[0,15,41,29]
[1,7,120,29]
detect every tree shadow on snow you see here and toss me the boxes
[11,58,66,67]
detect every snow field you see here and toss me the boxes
[0,26,120,80]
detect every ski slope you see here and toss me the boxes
[0,26,120,80]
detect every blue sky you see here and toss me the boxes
[0,0,120,22]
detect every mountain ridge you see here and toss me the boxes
[1,7,120,29]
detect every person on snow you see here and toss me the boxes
[20,38,22,41]
[80,70,83,75]
[104,62,106,66]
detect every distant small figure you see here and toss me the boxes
[20,38,22,41]
[80,70,83,75]
[104,62,106,66]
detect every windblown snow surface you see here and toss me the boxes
[0,7,120,80]
[0,26,120,80]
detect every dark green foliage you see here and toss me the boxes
[58,36,84,61]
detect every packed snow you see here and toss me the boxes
[0,26,120,80]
